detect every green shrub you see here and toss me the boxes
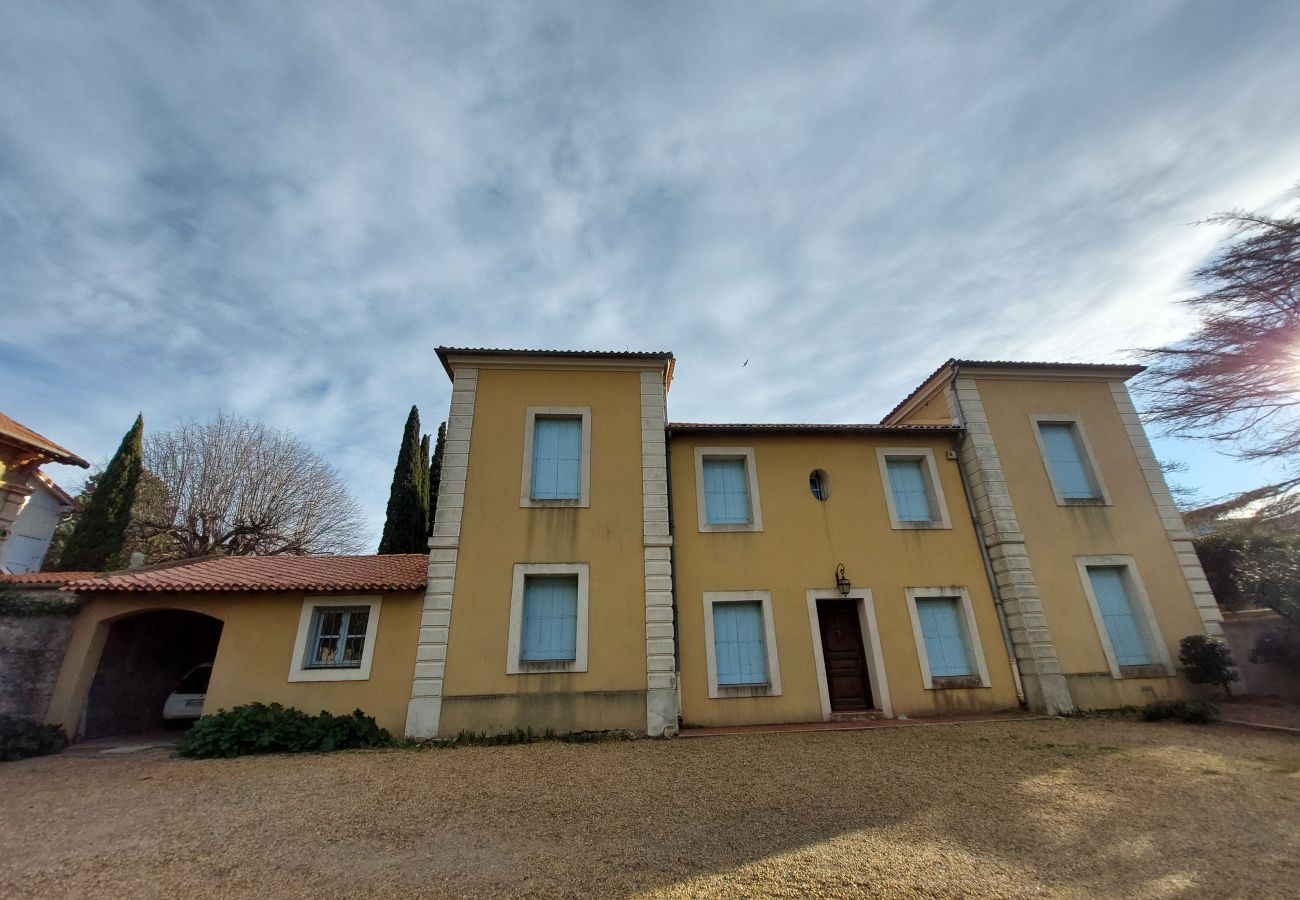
[173,703,392,758]
[1138,699,1220,724]
[0,715,68,762]
[1178,634,1240,696]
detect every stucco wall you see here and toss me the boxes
[0,478,66,573]
[438,365,652,734]
[46,589,422,736]
[670,431,1022,727]
[1221,609,1300,701]
[971,377,1204,707]
[0,609,74,719]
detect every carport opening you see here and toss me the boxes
[83,610,223,740]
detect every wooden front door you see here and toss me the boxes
[817,600,873,711]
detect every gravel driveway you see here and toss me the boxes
[2,718,1297,899]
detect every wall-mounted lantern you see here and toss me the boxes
[835,563,851,597]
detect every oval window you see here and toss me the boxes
[809,469,830,501]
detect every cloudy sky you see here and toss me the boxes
[4,1,1299,547]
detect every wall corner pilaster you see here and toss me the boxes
[640,370,678,736]
[1109,382,1223,637]
[949,377,1074,714]
[406,366,478,739]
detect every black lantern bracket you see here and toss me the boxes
[835,563,851,597]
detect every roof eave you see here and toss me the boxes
[882,359,1147,425]
[435,347,676,384]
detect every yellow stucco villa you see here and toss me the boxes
[44,348,1223,739]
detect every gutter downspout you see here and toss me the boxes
[949,364,1026,708]
[664,428,681,727]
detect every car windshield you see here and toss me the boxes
[177,665,212,694]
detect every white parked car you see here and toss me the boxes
[162,663,212,721]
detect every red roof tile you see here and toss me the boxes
[0,570,97,586]
[63,554,429,593]
[0,412,89,467]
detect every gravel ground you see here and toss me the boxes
[2,718,1298,899]
[1221,698,1300,730]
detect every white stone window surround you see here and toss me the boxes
[1028,413,1113,507]
[903,586,992,690]
[1074,555,1175,679]
[702,590,782,698]
[519,407,593,508]
[875,447,953,530]
[805,588,893,719]
[693,446,764,533]
[506,563,591,674]
[288,596,382,683]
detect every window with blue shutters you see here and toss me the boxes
[531,417,582,500]
[1037,422,1099,500]
[712,601,768,685]
[520,575,579,662]
[1087,566,1151,667]
[915,597,973,677]
[887,458,933,522]
[703,458,752,525]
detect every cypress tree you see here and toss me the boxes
[418,433,432,537]
[428,421,446,536]
[379,406,427,554]
[58,414,143,571]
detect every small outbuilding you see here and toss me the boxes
[46,554,428,738]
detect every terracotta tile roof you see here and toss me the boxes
[435,347,674,380]
[881,358,1146,424]
[0,570,97,586]
[0,412,89,467]
[63,554,429,593]
[668,422,960,434]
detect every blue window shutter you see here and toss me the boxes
[703,458,751,525]
[531,418,582,500]
[887,459,933,521]
[520,576,578,661]
[916,598,973,677]
[712,602,767,685]
[1088,567,1151,666]
[1039,423,1096,499]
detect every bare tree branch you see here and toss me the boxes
[1136,186,1300,466]
[138,412,367,558]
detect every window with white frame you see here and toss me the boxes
[904,587,990,689]
[693,447,763,532]
[702,591,781,697]
[520,407,591,508]
[876,448,952,529]
[1031,416,1108,505]
[288,597,382,682]
[506,563,590,673]
[304,606,370,669]
[1076,556,1172,678]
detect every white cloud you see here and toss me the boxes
[4,0,1300,540]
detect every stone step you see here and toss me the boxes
[829,710,885,722]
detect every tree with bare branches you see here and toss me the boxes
[138,412,367,557]
[1140,193,1300,468]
